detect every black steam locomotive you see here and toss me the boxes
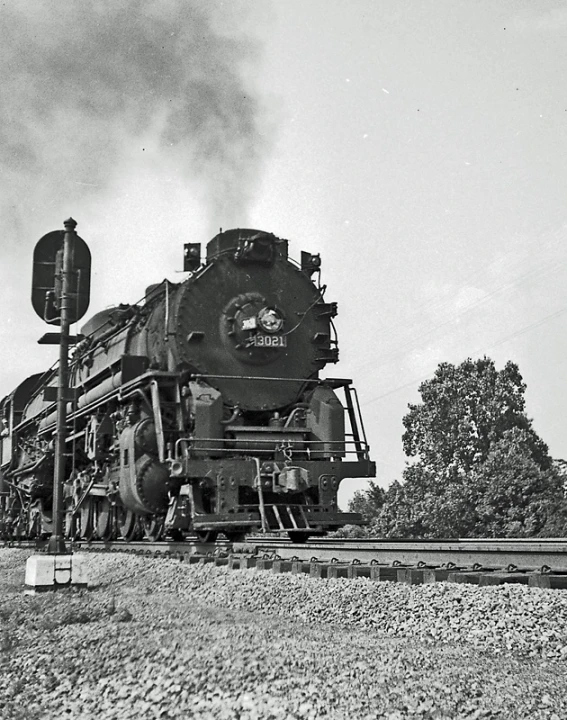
[0,229,375,542]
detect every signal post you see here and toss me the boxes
[25,218,91,590]
[49,217,75,554]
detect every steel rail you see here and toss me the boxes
[5,536,567,571]
[244,537,567,571]
[2,538,230,556]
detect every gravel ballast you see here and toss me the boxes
[0,548,566,719]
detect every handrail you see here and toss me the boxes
[174,435,370,460]
[253,457,268,532]
[190,374,353,389]
[350,386,369,446]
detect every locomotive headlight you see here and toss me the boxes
[257,306,284,333]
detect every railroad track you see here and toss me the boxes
[6,536,567,588]
[246,536,567,570]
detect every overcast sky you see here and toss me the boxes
[1,1,566,509]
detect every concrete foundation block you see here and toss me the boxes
[25,554,89,590]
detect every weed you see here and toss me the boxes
[60,608,97,625]
[116,606,133,623]
[39,616,56,631]
[0,627,18,652]
[0,605,13,621]
[107,594,116,616]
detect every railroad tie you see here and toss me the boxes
[228,555,257,570]
[326,563,350,579]
[478,572,529,586]
[372,566,403,582]
[291,559,310,574]
[309,561,327,579]
[239,556,257,570]
[447,571,485,585]
[255,558,275,571]
[271,559,293,574]
[396,568,437,585]
[529,574,567,590]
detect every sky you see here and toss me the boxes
[0,0,566,510]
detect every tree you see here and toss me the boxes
[402,357,550,474]
[330,482,386,538]
[391,357,558,537]
[348,481,385,521]
[371,465,481,538]
[468,429,567,537]
[370,479,419,537]
[353,357,567,538]
[553,458,567,483]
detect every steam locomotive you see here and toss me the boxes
[0,228,375,543]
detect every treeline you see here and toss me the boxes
[342,358,567,538]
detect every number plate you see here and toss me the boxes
[251,334,287,348]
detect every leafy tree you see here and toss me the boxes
[353,357,567,538]
[390,357,560,537]
[348,481,385,521]
[468,429,567,537]
[553,458,567,483]
[402,357,550,473]
[370,479,418,537]
[371,467,480,538]
[331,523,369,539]
[331,482,386,538]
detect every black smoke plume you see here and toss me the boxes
[0,0,267,234]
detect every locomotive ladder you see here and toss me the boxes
[264,504,312,532]
[253,459,312,532]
